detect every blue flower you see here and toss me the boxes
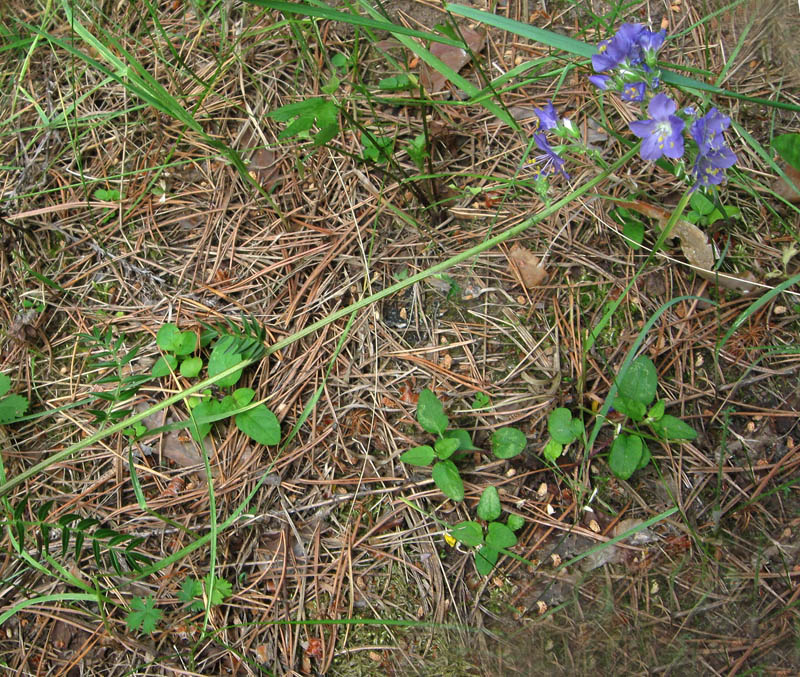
[620,81,646,102]
[690,108,732,154]
[530,133,569,180]
[591,23,666,73]
[692,149,737,187]
[592,36,630,72]
[629,93,685,161]
[588,74,611,90]
[535,101,559,130]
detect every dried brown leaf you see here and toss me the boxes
[772,163,800,203]
[421,28,485,92]
[509,243,547,289]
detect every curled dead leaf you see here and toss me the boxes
[509,243,547,289]
[772,163,800,203]
[420,27,485,93]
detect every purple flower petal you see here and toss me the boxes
[535,101,559,130]
[620,81,646,102]
[588,74,611,90]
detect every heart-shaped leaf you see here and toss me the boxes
[235,404,280,446]
[617,355,657,406]
[450,520,483,547]
[474,545,498,576]
[548,408,577,444]
[651,414,697,441]
[491,426,526,459]
[608,434,643,480]
[486,521,517,550]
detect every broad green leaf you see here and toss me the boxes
[432,460,463,501]
[491,427,526,459]
[647,400,665,422]
[774,133,800,171]
[651,414,697,441]
[471,391,490,410]
[174,331,197,356]
[613,395,647,422]
[636,443,652,471]
[400,445,435,466]
[476,486,501,522]
[450,520,483,547]
[548,407,577,444]
[570,418,585,440]
[235,404,280,446]
[406,133,428,170]
[474,544,498,575]
[608,434,643,481]
[543,438,562,462]
[0,373,10,397]
[151,354,178,378]
[617,355,658,406]
[507,514,525,532]
[486,521,517,550]
[443,429,477,451]
[622,219,644,249]
[156,323,181,352]
[208,336,243,387]
[434,436,459,460]
[417,388,448,435]
[378,75,413,91]
[689,191,715,216]
[179,357,202,378]
[232,388,255,407]
[0,394,28,424]
[189,400,214,442]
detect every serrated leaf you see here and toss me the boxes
[0,394,28,423]
[543,438,562,462]
[475,544,499,575]
[434,436,459,459]
[177,577,203,605]
[450,520,483,547]
[126,596,163,635]
[400,445,435,466]
[548,408,577,444]
[151,354,178,378]
[0,373,10,397]
[179,357,203,378]
[617,355,658,406]
[507,514,525,532]
[608,434,643,481]
[651,414,697,441]
[476,486,501,522]
[774,133,800,171]
[235,404,280,446]
[491,427,526,459]
[417,388,448,435]
[208,336,243,387]
[432,460,464,501]
[205,573,232,606]
[486,521,517,550]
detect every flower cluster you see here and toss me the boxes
[589,23,665,102]
[527,101,572,181]
[589,23,737,189]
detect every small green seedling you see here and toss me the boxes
[449,485,525,575]
[360,132,395,163]
[150,323,280,447]
[177,573,232,612]
[125,595,163,635]
[0,373,28,425]
[684,190,740,228]
[267,97,339,146]
[543,407,584,463]
[400,389,526,502]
